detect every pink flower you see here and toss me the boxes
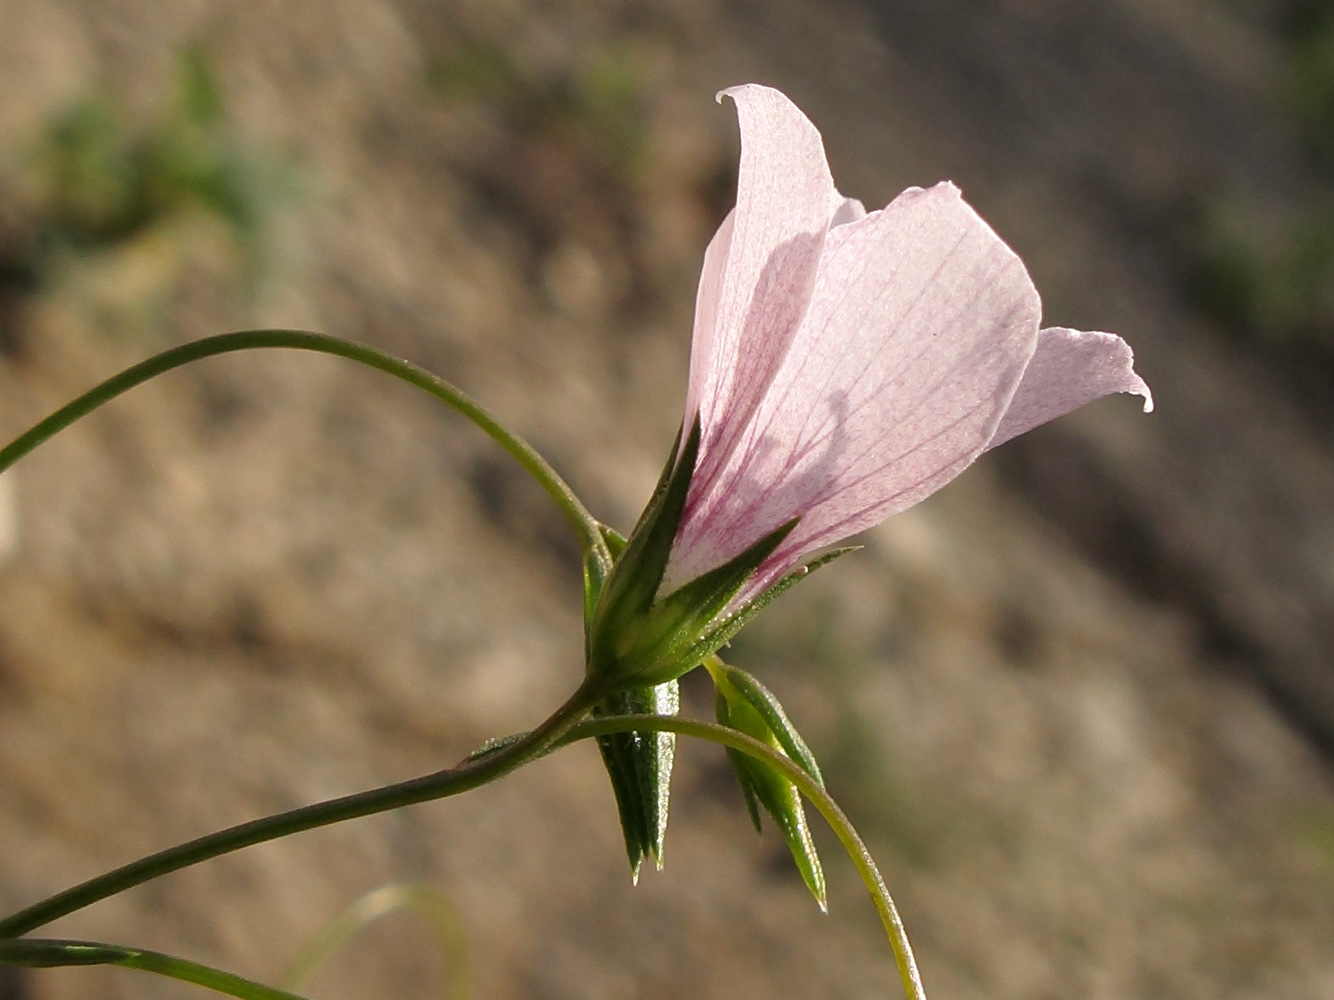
[663,84,1152,603]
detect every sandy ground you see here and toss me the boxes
[0,1,1332,998]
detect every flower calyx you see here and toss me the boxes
[591,680,680,880]
[584,418,797,693]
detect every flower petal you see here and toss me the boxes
[987,326,1153,449]
[830,197,867,228]
[669,183,1043,595]
[685,84,844,500]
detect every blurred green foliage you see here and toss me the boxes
[1190,201,1334,346]
[23,45,283,294]
[1287,0,1334,170]
[428,42,648,176]
[1294,800,1334,872]
[1187,3,1334,353]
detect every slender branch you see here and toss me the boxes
[0,704,923,1000]
[0,938,308,1000]
[562,716,928,1000]
[0,681,601,940]
[282,884,469,1000]
[0,329,609,571]
[0,333,918,995]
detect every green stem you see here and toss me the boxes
[0,704,923,1000]
[282,883,469,1000]
[563,716,927,1000]
[0,681,601,941]
[0,938,308,1000]
[0,329,609,571]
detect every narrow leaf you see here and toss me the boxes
[716,663,824,789]
[592,680,680,879]
[638,680,680,867]
[706,657,828,910]
[744,760,827,910]
[715,689,763,833]
[594,717,650,877]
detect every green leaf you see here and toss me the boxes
[634,518,797,657]
[747,755,827,911]
[715,688,764,834]
[583,550,609,642]
[592,680,680,879]
[178,45,224,128]
[714,662,823,790]
[706,658,827,910]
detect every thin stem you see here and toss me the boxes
[563,716,927,1000]
[0,681,601,940]
[0,702,924,1000]
[0,329,609,571]
[0,938,307,1000]
[282,884,469,1000]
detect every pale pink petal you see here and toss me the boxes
[683,206,735,436]
[987,327,1153,449]
[684,84,843,498]
[668,182,1042,595]
[830,197,867,227]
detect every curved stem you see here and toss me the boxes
[563,716,927,1000]
[0,329,609,571]
[282,884,469,1000]
[0,681,601,940]
[0,937,308,1000]
[0,704,923,1000]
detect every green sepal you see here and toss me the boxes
[592,680,680,880]
[670,546,858,673]
[707,657,828,911]
[600,516,797,688]
[587,421,697,669]
[587,416,857,693]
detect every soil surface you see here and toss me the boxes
[1,2,1332,999]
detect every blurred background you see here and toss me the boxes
[1,0,1332,997]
